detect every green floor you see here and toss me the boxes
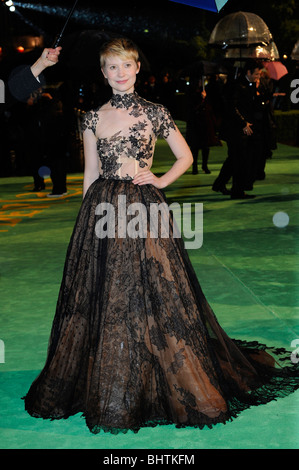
[0,138,298,449]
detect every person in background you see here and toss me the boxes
[8,47,68,197]
[254,69,277,180]
[8,47,61,102]
[186,77,220,175]
[213,60,263,199]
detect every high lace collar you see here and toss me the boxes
[110,91,139,109]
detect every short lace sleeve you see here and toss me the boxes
[81,109,99,135]
[155,104,177,139]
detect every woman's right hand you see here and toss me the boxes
[133,170,165,189]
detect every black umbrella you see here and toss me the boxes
[60,30,150,79]
[179,60,228,91]
[52,0,80,47]
[45,1,150,81]
[180,60,227,78]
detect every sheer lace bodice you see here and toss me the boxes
[81,92,176,180]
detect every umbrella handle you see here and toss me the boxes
[52,33,64,49]
[51,0,79,48]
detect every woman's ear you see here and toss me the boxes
[136,61,141,74]
[101,67,107,79]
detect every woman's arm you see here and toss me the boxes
[133,127,193,189]
[82,129,99,198]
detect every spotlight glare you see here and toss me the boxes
[38,166,51,178]
[273,211,289,228]
[5,1,14,6]
[9,5,16,11]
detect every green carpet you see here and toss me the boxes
[0,138,298,449]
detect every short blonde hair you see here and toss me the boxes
[100,38,140,68]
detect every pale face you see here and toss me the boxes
[102,55,140,95]
[247,68,261,83]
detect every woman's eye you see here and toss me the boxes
[124,63,132,68]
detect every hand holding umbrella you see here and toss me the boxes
[30,47,62,78]
[30,0,80,78]
[8,1,79,102]
[8,46,62,102]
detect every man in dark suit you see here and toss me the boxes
[212,59,263,199]
[8,47,69,197]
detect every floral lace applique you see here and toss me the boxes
[81,92,177,179]
[81,109,100,134]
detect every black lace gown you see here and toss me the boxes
[24,92,299,434]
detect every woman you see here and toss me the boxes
[24,38,299,434]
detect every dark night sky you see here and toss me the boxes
[1,1,298,78]
[3,0,296,48]
[3,1,220,42]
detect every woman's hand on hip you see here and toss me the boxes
[132,170,165,189]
